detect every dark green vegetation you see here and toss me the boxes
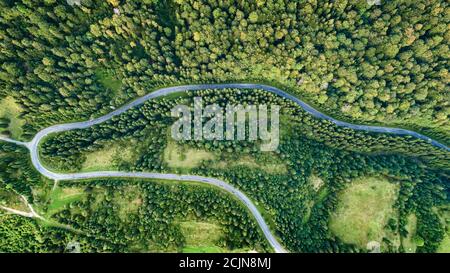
[0,142,268,253]
[40,88,450,253]
[0,0,448,142]
[0,0,449,253]
[40,88,450,171]
[0,143,45,198]
[49,179,268,252]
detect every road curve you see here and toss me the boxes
[1,83,449,254]
[28,83,449,153]
[0,135,287,253]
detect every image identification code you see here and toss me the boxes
[179,257,271,271]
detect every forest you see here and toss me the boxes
[36,88,450,253]
[0,142,269,252]
[0,0,449,253]
[0,0,448,142]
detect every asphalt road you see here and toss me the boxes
[1,83,449,253]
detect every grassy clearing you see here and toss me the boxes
[164,141,215,169]
[214,155,286,174]
[309,175,324,191]
[45,186,85,217]
[0,96,25,139]
[0,189,28,211]
[164,140,286,174]
[179,221,224,253]
[95,69,123,94]
[329,176,399,249]
[437,206,450,253]
[402,214,418,253]
[437,235,450,253]
[113,185,142,221]
[81,141,136,172]
[178,220,257,253]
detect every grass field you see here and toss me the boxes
[179,221,225,253]
[45,186,85,217]
[113,185,142,221]
[437,235,450,253]
[164,141,215,169]
[402,214,418,253]
[437,206,450,253]
[0,96,25,139]
[0,189,28,211]
[213,155,286,174]
[329,176,399,249]
[309,174,324,191]
[81,141,135,172]
[95,69,123,94]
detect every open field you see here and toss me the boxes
[437,206,450,253]
[437,235,450,253]
[309,175,324,191]
[179,221,254,253]
[0,97,25,139]
[95,69,123,95]
[179,221,224,253]
[213,155,287,174]
[164,139,286,174]
[113,185,142,221]
[45,186,85,217]
[329,176,399,250]
[81,141,136,172]
[402,214,419,253]
[0,189,28,211]
[164,141,215,169]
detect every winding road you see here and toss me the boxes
[0,83,449,253]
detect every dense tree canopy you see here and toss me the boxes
[0,0,448,141]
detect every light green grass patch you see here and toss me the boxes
[95,69,123,94]
[309,174,324,191]
[0,96,25,139]
[46,186,85,216]
[214,155,287,174]
[179,221,223,253]
[113,185,142,221]
[402,214,418,253]
[329,176,399,249]
[178,221,255,253]
[437,234,450,253]
[182,246,224,253]
[437,206,450,253]
[0,188,28,211]
[81,141,135,171]
[164,141,215,169]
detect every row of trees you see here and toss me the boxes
[41,88,450,172]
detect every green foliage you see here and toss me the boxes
[0,0,449,253]
[0,0,448,141]
[38,88,450,252]
[0,143,45,198]
[51,180,269,252]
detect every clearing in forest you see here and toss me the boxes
[113,185,142,221]
[45,186,85,217]
[179,221,224,253]
[81,141,135,171]
[437,206,450,253]
[402,214,420,253]
[0,97,25,139]
[329,176,399,249]
[164,141,215,169]
[213,155,287,174]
